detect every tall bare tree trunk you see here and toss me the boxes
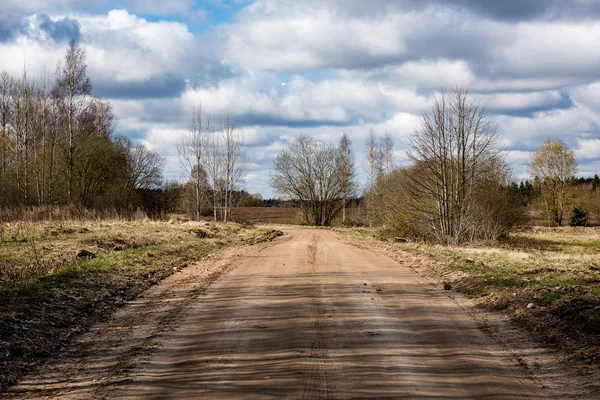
[365,129,382,227]
[338,133,356,225]
[221,112,246,223]
[53,39,92,205]
[178,104,209,220]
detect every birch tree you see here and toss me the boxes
[52,39,92,203]
[365,128,383,187]
[0,71,12,184]
[365,128,383,227]
[206,125,223,222]
[337,133,357,224]
[381,132,394,174]
[178,104,209,220]
[0,41,165,215]
[12,68,36,204]
[221,113,246,223]
[529,139,578,226]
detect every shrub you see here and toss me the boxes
[376,165,527,243]
[570,205,588,227]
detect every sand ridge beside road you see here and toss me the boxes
[12,227,568,399]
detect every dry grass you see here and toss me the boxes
[0,220,267,282]
[0,220,280,392]
[342,226,600,364]
[0,205,148,223]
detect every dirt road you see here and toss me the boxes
[14,227,549,399]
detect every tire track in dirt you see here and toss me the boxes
[339,232,598,399]
[92,259,240,398]
[11,227,574,399]
[302,234,331,400]
[10,240,275,399]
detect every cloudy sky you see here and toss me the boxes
[2,0,600,197]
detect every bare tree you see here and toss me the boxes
[128,143,165,190]
[178,104,209,220]
[380,132,394,174]
[337,133,357,224]
[32,75,49,206]
[365,128,383,187]
[12,67,37,204]
[221,112,246,223]
[377,158,523,243]
[205,125,223,222]
[41,79,61,205]
[271,135,344,226]
[529,139,578,226]
[0,71,13,182]
[52,39,92,203]
[364,129,383,227]
[84,98,113,138]
[407,87,500,245]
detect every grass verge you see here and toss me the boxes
[0,220,280,392]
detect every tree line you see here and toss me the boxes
[1,40,594,234]
[0,40,164,218]
[0,39,251,222]
[270,87,599,244]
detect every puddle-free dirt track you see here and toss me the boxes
[13,227,556,399]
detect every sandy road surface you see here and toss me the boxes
[13,227,548,399]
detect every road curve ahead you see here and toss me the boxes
[17,227,544,399]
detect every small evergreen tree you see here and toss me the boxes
[570,205,588,227]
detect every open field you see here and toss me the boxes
[0,220,281,392]
[230,207,301,224]
[341,226,600,367]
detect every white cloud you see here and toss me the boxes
[122,0,196,16]
[218,1,600,91]
[81,10,195,82]
[576,138,600,160]
[494,22,600,79]
[0,10,197,94]
[181,71,430,125]
[478,90,564,112]
[2,0,102,13]
[570,82,600,109]
[3,2,600,196]
[495,106,600,150]
[220,5,407,71]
